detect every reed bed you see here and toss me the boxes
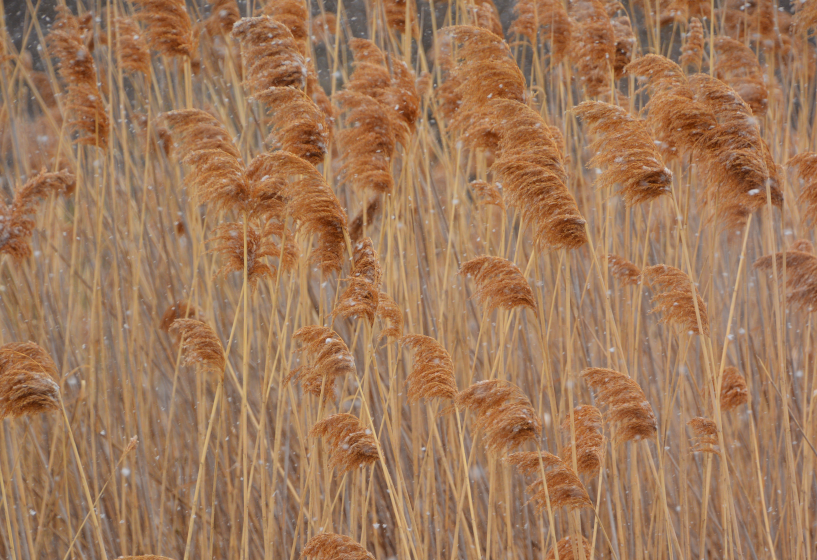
[0,0,815,558]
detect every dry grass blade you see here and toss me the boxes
[302,532,375,560]
[163,109,251,213]
[460,255,536,312]
[287,326,356,403]
[545,536,594,560]
[581,367,657,443]
[456,379,542,453]
[172,319,226,376]
[606,254,641,285]
[642,264,710,336]
[253,86,330,166]
[574,101,672,206]
[720,366,750,411]
[310,413,379,474]
[376,291,404,342]
[688,417,719,454]
[132,0,195,58]
[401,334,457,402]
[0,342,60,419]
[232,17,307,92]
[332,237,382,324]
[560,404,605,476]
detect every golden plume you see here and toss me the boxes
[160,301,199,345]
[253,86,330,166]
[462,99,587,249]
[401,334,458,402]
[114,17,151,75]
[48,7,109,148]
[286,326,356,403]
[205,0,241,36]
[231,17,307,92]
[345,38,420,132]
[642,264,710,335]
[794,0,817,33]
[0,170,75,262]
[132,0,195,58]
[469,180,505,210]
[714,36,768,117]
[574,101,672,206]
[467,0,504,37]
[331,238,382,324]
[688,417,719,454]
[753,244,817,311]
[0,342,60,419]
[376,291,404,342]
[510,0,572,60]
[581,367,657,443]
[720,366,750,411]
[546,536,594,560]
[310,413,379,473]
[163,109,251,214]
[441,25,526,111]
[559,404,605,476]
[171,319,226,377]
[460,256,536,312]
[334,90,405,194]
[349,196,381,243]
[302,533,376,560]
[209,222,294,289]
[249,151,347,275]
[569,0,615,97]
[680,17,704,71]
[263,0,309,49]
[511,453,593,511]
[606,254,641,285]
[383,0,417,34]
[787,152,817,224]
[611,15,635,78]
[456,379,542,453]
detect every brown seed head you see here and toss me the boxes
[688,416,719,454]
[401,334,458,403]
[456,379,542,453]
[460,255,536,312]
[510,0,572,59]
[680,17,705,71]
[606,254,641,285]
[753,247,817,310]
[574,101,672,206]
[132,0,195,58]
[467,0,504,38]
[469,180,505,210]
[0,342,60,419]
[714,36,768,117]
[287,326,356,403]
[569,0,616,97]
[376,291,404,342]
[231,17,307,92]
[253,86,330,166]
[172,319,226,377]
[209,222,290,289]
[581,367,657,444]
[642,264,710,335]
[114,17,152,75]
[332,238,382,324]
[522,455,593,511]
[310,413,379,474]
[349,196,382,243]
[720,366,750,411]
[559,404,605,475]
[546,536,594,560]
[302,533,375,560]
[788,152,817,225]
